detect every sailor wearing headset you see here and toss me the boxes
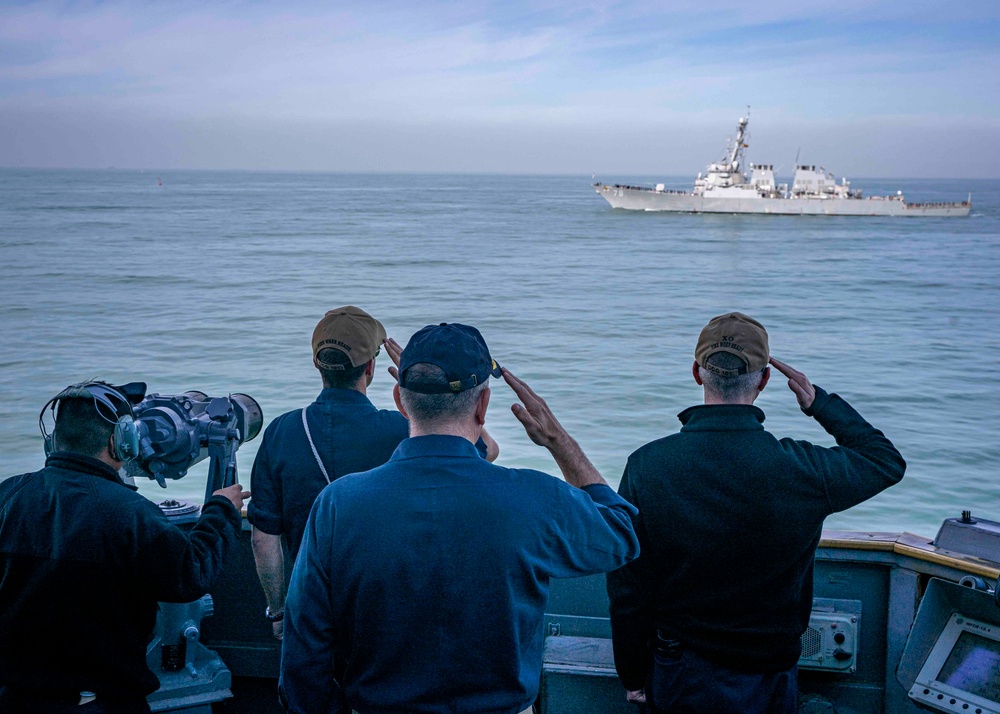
[0,381,249,714]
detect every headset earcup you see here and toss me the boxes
[113,416,139,461]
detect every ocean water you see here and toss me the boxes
[1,168,997,537]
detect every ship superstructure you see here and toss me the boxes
[595,112,971,217]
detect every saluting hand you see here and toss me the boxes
[769,356,816,410]
[214,483,251,511]
[384,337,403,381]
[503,368,570,450]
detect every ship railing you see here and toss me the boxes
[603,183,688,195]
[904,201,971,209]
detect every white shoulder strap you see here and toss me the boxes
[301,408,331,484]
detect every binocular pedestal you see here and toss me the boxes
[146,500,233,713]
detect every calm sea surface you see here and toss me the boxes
[1,169,997,537]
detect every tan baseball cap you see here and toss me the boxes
[695,312,769,376]
[312,306,387,370]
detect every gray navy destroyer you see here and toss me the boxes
[595,112,971,217]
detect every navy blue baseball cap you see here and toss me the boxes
[398,323,502,394]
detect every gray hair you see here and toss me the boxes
[699,352,766,401]
[398,363,488,426]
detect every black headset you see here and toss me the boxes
[39,382,141,462]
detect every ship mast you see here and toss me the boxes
[695,107,752,193]
[727,108,749,172]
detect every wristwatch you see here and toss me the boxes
[264,606,284,622]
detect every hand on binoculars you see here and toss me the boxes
[214,483,251,511]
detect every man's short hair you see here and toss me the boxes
[52,397,114,458]
[398,363,487,424]
[318,348,368,389]
[699,352,765,400]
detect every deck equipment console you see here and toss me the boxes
[909,613,1000,714]
[898,578,1000,714]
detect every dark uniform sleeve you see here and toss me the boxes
[534,480,639,579]
[135,495,243,603]
[246,423,284,535]
[606,462,653,691]
[797,386,906,513]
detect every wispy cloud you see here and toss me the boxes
[0,0,997,174]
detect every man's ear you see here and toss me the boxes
[474,387,491,426]
[365,358,376,378]
[758,365,771,392]
[692,360,704,386]
[393,383,408,419]
[102,435,124,470]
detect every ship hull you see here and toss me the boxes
[596,185,971,217]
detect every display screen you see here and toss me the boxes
[936,631,1000,703]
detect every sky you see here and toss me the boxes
[1,0,998,177]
